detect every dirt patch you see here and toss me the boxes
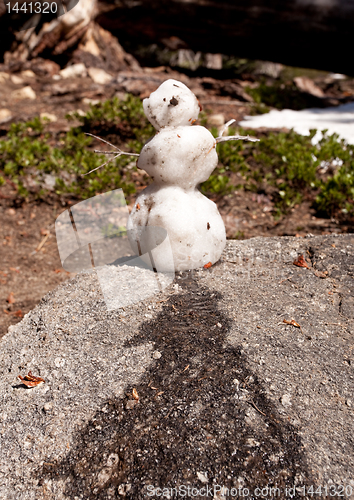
[0,201,75,338]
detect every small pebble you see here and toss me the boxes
[281,394,292,407]
[54,358,65,368]
[196,471,208,483]
[60,63,87,79]
[232,379,240,388]
[0,108,13,124]
[40,112,57,122]
[21,70,36,79]
[153,351,162,359]
[11,75,24,85]
[208,113,225,128]
[43,402,53,412]
[87,67,113,85]
[125,400,137,410]
[11,86,36,101]
[245,438,260,447]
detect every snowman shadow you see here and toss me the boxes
[39,272,312,498]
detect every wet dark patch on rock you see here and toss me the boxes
[38,272,311,499]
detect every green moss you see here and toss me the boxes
[0,95,151,200]
[200,173,234,195]
[0,94,353,222]
[313,133,354,217]
[203,126,354,219]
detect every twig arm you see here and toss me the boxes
[82,133,140,176]
[216,134,260,144]
[216,118,259,144]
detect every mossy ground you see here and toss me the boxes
[1,94,353,222]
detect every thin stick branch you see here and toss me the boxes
[85,133,120,151]
[83,154,121,176]
[85,133,139,156]
[219,119,236,137]
[216,134,260,144]
[216,118,260,144]
[83,133,140,176]
[94,150,119,155]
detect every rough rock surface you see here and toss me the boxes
[0,234,354,499]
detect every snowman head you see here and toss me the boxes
[143,79,200,131]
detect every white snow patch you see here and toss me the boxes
[239,102,354,145]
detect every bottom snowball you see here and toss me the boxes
[127,185,226,271]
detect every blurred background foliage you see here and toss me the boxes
[1,94,353,221]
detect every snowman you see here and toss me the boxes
[125,79,258,272]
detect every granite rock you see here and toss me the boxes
[0,235,353,499]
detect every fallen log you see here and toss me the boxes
[95,0,354,75]
[1,0,354,75]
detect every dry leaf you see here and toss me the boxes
[6,292,15,304]
[132,388,139,401]
[283,319,301,328]
[203,262,212,269]
[3,309,23,317]
[314,270,328,278]
[18,371,45,387]
[293,255,309,268]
